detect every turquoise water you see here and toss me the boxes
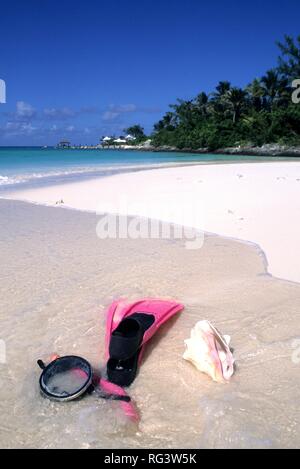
[0,146,294,191]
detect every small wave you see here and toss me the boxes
[0,175,19,186]
[0,167,120,186]
[0,162,180,188]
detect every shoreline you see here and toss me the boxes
[57,143,300,157]
[3,144,299,158]
[117,144,300,157]
[1,156,295,197]
[3,161,300,283]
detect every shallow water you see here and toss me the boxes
[0,147,296,192]
[44,369,88,397]
[0,199,299,448]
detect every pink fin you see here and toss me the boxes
[104,298,184,360]
[99,378,139,422]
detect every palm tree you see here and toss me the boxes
[212,81,232,100]
[170,99,195,127]
[153,111,176,131]
[277,34,300,79]
[246,78,265,111]
[123,125,145,140]
[211,81,232,117]
[194,92,210,117]
[224,87,247,123]
[261,69,288,109]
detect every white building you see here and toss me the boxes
[125,134,136,141]
[114,138,127,144]
[101,135,136,145]
[102,136,112,143]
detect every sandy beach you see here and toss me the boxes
[0,198,300,448]
[5,161,300,283]
[0,161,300,448]
[2,0,300,452]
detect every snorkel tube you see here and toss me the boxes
[99,378,139,422]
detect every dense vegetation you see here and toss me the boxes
[150,36,300,151]
[123,125,147,143]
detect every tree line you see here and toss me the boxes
[148,35,300,151]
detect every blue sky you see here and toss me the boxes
[0,0,299,145]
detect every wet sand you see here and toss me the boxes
[6,162,300,283]
[0,199,300,448]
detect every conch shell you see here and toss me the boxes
[183,320,235,382]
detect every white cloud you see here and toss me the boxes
[43,107,75,119]
[110,104,137,113]
[16,101,36,119]
[102,111,120,121]
[4,121,36,135]
[101,104,138,121]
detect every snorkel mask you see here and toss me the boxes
[37,355,138,421]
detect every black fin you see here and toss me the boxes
[109,313,154,361]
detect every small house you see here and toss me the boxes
[57,140,71,149]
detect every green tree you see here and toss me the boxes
[246,78,265,112]
[211,81,232,118]
[153,112,176,132]
[151,36,300,151]
[123,125,146,141]
[224,87,247,123]
[277,35,300,79]
[170,99,195,127]
[194,92,210,117]
[212,81,231,100]
[261,69,288,109]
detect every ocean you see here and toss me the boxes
[0,146,292,193]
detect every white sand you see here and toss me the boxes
[4,162,300,283]
[1,199,300,448]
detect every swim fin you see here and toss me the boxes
[105,298,183,387]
